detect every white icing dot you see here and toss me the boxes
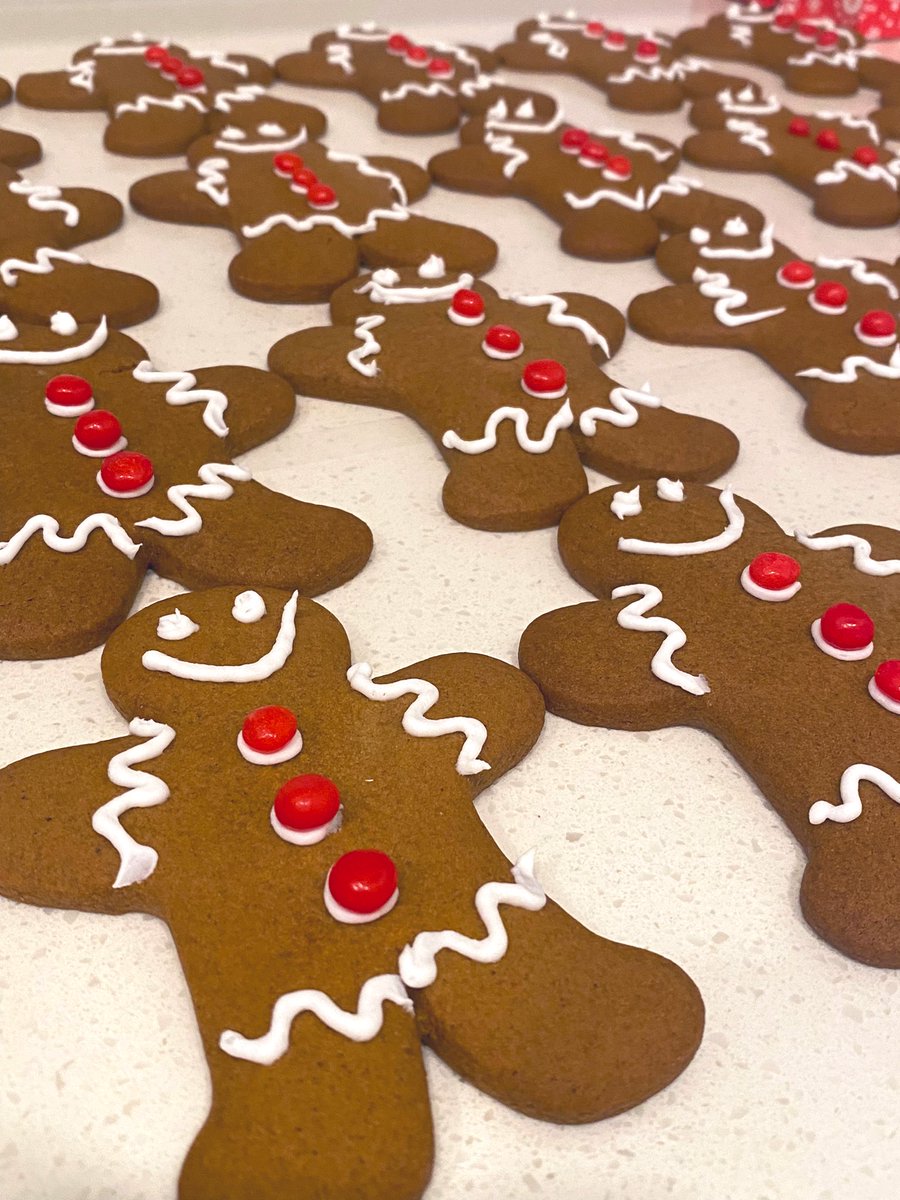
[50,311,78,336]
[418,254,446,279]
[232,590,267,623]
[723,217,750,237]
[156,609,200,641]
[0,315,18,341]
[257,122,287,136]
[219,125,246,140]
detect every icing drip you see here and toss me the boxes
[132,361,229,437]
[620,488,745,556]
[794,531,900,576]
[197,51,249,76]
[809,764,900,826]
[595,130,674,163]
[347,663,490,776]
[67,59,96,92]
[611,485,642,520]
[507,292,610,357]
[8,180,80,228]
[196,157,231,206]
[135,463,252,536]
[692,267,786,327]
[796,344,900,383]
[0,511,140,563]
[613,583,710,696]
[91,719,176,888]
[530,31,570,60]
[0,246,86,287]
[442,399,574,455]
[347,314,384,377]
[142,590,298,682]
[579,383,661,434]
[0,315,108,365]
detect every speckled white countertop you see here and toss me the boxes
[1,4,899,1198]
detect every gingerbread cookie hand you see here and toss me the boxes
[520,481,900,967]
[0,77,42,169]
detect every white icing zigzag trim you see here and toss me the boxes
[794,531,900,576]
[579,383,661,433]
[347,662,490,775]
[242,203,408,240]
[725,117,774,157]
[381,81,455,102]
[815,158,899,190]
[809,764,900,826]
[815,257,898,302]
[8,180,80,228]
[442,398,573,455]
[613,583,710,696]
[0,246,86,287]
[692,267,785,327]
[348,314,385,377]
[0,511,141,563]
[132,361,230,437]
[507,291,611,357]
[92,719,176,888]
[196,157,231,207]
[620,488,745,556]
[115,93,207,117]
[135,463,252,536]
[213,83,265,111]
[796,344,900,384]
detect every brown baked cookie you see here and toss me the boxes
[495,14,745,111]
[674,3,872,96]
[268,260,738,531]
[130,108,497,303]
[430,101,766,262]
[16,35,274,157]
[275,23,555,135]
[0,320,372,659]
[0,77,41,169]
[0,584,705,1198]
[629,216,900,454]
[0,162,158,326]
[519,481,900,967]
[684,84,900,227]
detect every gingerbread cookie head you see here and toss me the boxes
[16,35,275,157]
[630,216,900,454]
[0,585,704,1197]
[269,258,738,530]
[519,481,900,967]
[0,316,372,659]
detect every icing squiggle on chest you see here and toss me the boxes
[442,398,574,456]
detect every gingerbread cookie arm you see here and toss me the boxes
[803,377,900,456]
[16,66,105,112]
[0,258,160,329]
[629,283,748,348]
[0,733,169,913]
[0,129,42,170]
[429,142,518,197]
[364,156,431,204]
[551,291,627,357]
[416,893,704,1122]
[357,213,497,277]
[184,365,296,455]
[129,166,233,228]
[104,104,209,158]
[275,46,362,92]
[42,185,123,246]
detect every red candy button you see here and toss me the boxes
[796,22,818,40]
[819,603,874,652]
[604,31,626,48]
[777,259,815,288]
[816,128,840,151]
[748,552,801,592]
[307,183,337,209]
[387,33,410,55]
[522,358,566,397]
[584,20,605,38]
[853,145,879,167]
[560,127,589,153]
[177,66,204,90]
[788,117,810,137]
[241,706,298,755]
[99,451,154,497]
[856,310,897,344]
[580,140,609,165]
[160,55,184,78]
[811,281,848,311]
[45,373,93,414]
[291,165,318,192]
[428,57,453,77]
[873,660,900,705]
[635,38,659,60]
[144,44,169,65]
[774,13,795,30]
[605,154,632,178]
[817,30,839,48]
[274,774,341,832]
[74,409,122,453]
[273,151,303,177]
[482,324,523,358]
[406,45,430,65]
[327,849,398,918]
[449,288,485,323]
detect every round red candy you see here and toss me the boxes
[580,140,609,164]
[387,33,410,54]
[177,66,204,90]
[99,451,153,495]
[606,154,632,177]
[428,57,452,76]
[779,259,815,286]
[819,603,874,652]
[858,310,897,340]
[874,660,900,703]
[483,324,522,355]
[788,117,810,137]
[796,22,818,39]
[560,127,589,153]
[585,20,605,37]
[274,774,340,832]
[327,849,398,915]
[816,128,840,151]
[451,288,485,319]
[747,552,801,592]
[144,44,169,65]
[522,358,566,395]
[636,38,658,58]
[242,706,298,755]
[853,145,879,167]
[45,374,93,409]
[160,55,184,77]
[307,183,337,208]
[817,30,839,47]
[604,31,626,46]
[291,166,318,191]
[406,45,430,64]
[74,409,122,451]
[813,281,847,310]
[774,13,795,29]
[273,151,303,176]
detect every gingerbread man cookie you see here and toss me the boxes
[275,22,556,135]
[0,78,41,169]
[629,216,900,454]
[0,585,705,1197]
[16,34,275,157]
[268,260,738,530]
[0,162,159,327]
[674,2,877,96]
[519,481,900,967]
[0,318,372,659]
[130,107,497,303]
[684,85,900,227]
[430,100,767,262]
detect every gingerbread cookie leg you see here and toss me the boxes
[358,213,497,277]
[804,377,900,456]
[230,224,363,303]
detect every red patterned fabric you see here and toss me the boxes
[778,0,900,39]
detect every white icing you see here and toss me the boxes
[788,48,864,69]
[565,184,646,212]
[530,31,570,60]
[810,618,873,661]
[0,512,140,563]
[729,23,753,48]
[794,531,900,576]
[0,315,108,365]
[324,875,399,925]
[143,590,298,682]
[212,84,265,112]
[855,320,897,349]
[380,81,454,102]
[73,431,126,457]
[197,51,249,76]
[814,159,898,190]
[156,609,199,640]
[217,126,245,141]
[612,583,710,696]
[808,291,848,316]
[515,99,535,119]
[507,292,611,358]
[356,270,472,306]
[442,399,573,455]
[815,111,881,144]
[611,485,642,520]
[692,267,786,327]
[620,488,744,556]
[214,128,308,155]
[716,87,782,116]
[725,1,775,22]
[270,804,342,846]
[258,122,286,138]
[869,677,900,716]
[50,311,78,336]
[606,60,700,85]
[325,42,354,75]
[815,258,898,301]
[347,314,385,378]
[232,590,266,623]
[796,344,900,383]
[418,254,446,279]
[134,463,251,536]
[196,157,231,206]
[91,719,176,889]
[67,59,96,92]
[690,222,775,260]
[578,382,661,434]
[808,764,900,825]
[114,93,207,117]
[46,395,93,418]
[0,316,18,340]
[347,662,489,776]
[725,117,774,157]
[0,246,86,287]
[485,131,529,178]
[97,469,154,500]
[740,566,800,602]
[657,478,684,502]
[237,729,303,765]
[482,336,523,361]
[595,129,675,163]
[724,216,750,237]
[132,361,229,438]
[8,179,80,228]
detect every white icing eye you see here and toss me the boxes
[0,315,18,341]
[257,122,287,136]
[418,254,446,279]
[219,126,246,141]
[50,311,78,336]
[232,590,267,623]
[157,609,199,641]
